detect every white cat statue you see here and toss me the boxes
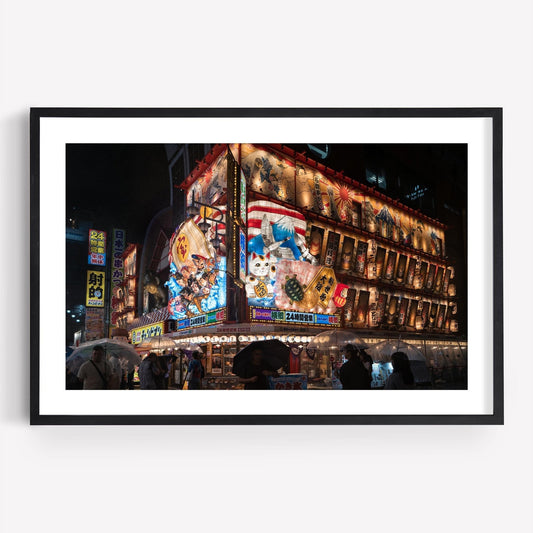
[245,252,276,299]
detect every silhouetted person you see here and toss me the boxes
[338,344,371,390]
[238,349,278,390]
[384,351,415,389]
[187,351,204,390]
[138,352,161,390]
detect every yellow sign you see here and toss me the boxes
[131,322,165,344]
[86,270,105,307]
[304,267,337,309]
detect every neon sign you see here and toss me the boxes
[250,307,340,327]
[131,321,165,344]
[177,308,226,330]
[88,229,106,266]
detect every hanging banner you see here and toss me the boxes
[343,288,357,324]
[88,229,106,266]
[353,240,368,275]
[338,236,355,271]
[426,264,437,290]
[324,231,341,267]
[111,228,126,287]
[86,270,105,307]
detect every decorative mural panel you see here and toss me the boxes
[245,200,346,316]
[166,219,226,320]
[241,144,296,204]
[187,150,227,208]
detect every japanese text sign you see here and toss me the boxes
[86,270,105,307]
[111,228,126,287]
[88,229,106,266]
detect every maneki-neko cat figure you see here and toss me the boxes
[245,252,277,299]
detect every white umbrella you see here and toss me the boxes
[137,335,178,353]
[367,340,426,362]
[179,343,203,353]
[368,340,429,384]
[425,344,460,368]
[306,330,368,354]
[66,338,141,374]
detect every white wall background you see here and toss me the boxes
[1,1,531,532]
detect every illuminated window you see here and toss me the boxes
[366,169,386,189]
[405,184,428,201]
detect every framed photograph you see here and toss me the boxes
[30,108,503,425]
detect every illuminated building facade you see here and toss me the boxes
[165,144,463,379]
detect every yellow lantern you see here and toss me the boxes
[448,284,456,297]
[450,320,459,332]
[415,315,424,331]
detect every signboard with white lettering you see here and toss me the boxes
[177,308,227,330]
[88,229,106,266]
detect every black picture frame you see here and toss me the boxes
[30,107,503,425]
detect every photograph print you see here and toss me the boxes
[31,109,502,423]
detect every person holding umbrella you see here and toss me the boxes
[338,344,371,390]
[237,348,280,390]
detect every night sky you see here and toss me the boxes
[66,144,171,243]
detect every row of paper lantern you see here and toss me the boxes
[174,334,315,344]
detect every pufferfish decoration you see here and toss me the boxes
[282,275,306,304]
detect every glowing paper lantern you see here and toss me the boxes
[448,284,456,297]
[367,261,377,280]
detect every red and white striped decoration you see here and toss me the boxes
[247,200,307,243]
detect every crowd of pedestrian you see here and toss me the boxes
[67,347,185,390]
[67,343,417,391]
[337,343,415,390]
